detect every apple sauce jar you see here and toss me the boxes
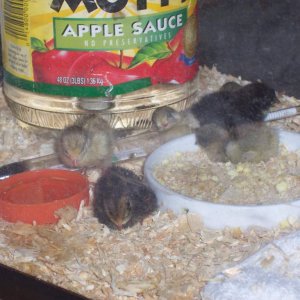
[0,0,199,129]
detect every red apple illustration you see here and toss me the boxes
[68,51,152,86]
[32,49,84,84]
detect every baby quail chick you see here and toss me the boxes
[151,106,194,142]
[195,123,231,162]
[56,115,113,169]
[93,166,158,230]
[225,123,279,163]
[152,106,181,131]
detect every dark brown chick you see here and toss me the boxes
[56,115,113,169]
[93,166,158,230]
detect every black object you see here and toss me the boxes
[0,262,89,300]
[0,161,27,179]
[198,0,300,98]
[0,154,60,180]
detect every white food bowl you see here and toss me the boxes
[144,130,300,230]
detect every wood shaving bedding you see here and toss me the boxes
[1,209,300,299]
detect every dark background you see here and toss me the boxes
[198,0,300,98]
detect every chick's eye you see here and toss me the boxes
[61,147,70,158]
[126,201,131,210]
[167,111,175,119]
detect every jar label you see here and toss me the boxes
[1,0,199,97]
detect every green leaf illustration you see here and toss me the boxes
[31,37,48,52]
[129,42,172,69]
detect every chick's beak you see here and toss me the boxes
[116,224,123,231]
[72,159,78,167]
[67,153,78,167]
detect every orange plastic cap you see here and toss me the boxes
[0,169,89,224]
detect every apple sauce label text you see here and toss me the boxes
[54,9,186,51]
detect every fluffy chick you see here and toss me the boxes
[196,122,279,163]
[56,115,113,169]
[194,123,231,162]
[93,166,158,230]
[225,123,279,163]
[152,106,182,131]
[151,106,195,143]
